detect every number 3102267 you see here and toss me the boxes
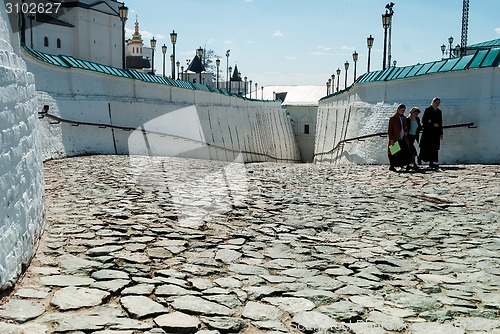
[5,2,62,14]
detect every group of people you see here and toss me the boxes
[387,97,443,172]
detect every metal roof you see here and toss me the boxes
[468,38,500,50]
[259,86,326,106]
[22,44,281,103]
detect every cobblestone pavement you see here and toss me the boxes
[1,155,499,334]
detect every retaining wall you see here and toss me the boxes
[24,54,301,163]
[314,67,500,164]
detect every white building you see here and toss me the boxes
[23,0,123,67]
[260,86,326,162]
[125,19,151,72]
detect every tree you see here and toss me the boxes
[202,48,225,81]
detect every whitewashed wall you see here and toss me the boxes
[315,67,500,164]
[0,9,45,290]
[23,50,300,163]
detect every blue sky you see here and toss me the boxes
[123,0,499,88]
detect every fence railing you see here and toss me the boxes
[38,106,302,163]
[313,122,476,159]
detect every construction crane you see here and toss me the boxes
[461,0,469,56]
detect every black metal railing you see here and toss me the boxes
[38,106,302,163]
[313,122,476,158]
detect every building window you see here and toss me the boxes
[57,38,61,48]
[304,124,310,134]
[43,37,49,47]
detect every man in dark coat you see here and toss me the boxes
[418,97,443,168]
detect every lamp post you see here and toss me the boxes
[367,35,374,72]
[170,55,174,77]
[28,14,34,48]
[255,83,258,98]
[180,66,184,80]
[336,68,341,92]
[261,86,264,100]
[176,61,180,80]
[331,74,335,94]
[249,80,252,98]
[161,44,167,77]
[216,58,220,89]
[244,76,247,96]
[170,30,177,79]
[344,61,349,89]
[326,80,330,95]
[385,2,395,68]
[382,13,391,70]
[150,37,156,75]
[238,72,242,95]
[225,50,230,91]
[448,36,454,59]
[197,47,203,84]
[352,51,358,82]
[118,4,128,69]
[228,66,232,92]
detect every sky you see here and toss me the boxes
[122,0,500,89]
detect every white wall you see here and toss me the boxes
[315,67,500,164]
[23,50,301,164]
[0,9,45,290]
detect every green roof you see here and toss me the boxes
[321,45,500,101]
[22,44,278,103]
[468,38,500,50]
[355,47,500,84]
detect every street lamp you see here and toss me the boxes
[170,30,177,79]
[150,37,157,75]
[331,74,335,94]
[238,72,242,95]
[176,61,180,80]
[225,50,230,91]
[228,66,233,92]
[249,80,252,98]
[352,51,358,82]
[326,80,330,95]
[448,36,454,59]
[197,47,203,84]
[261,86,264,100]
[255,82,258,98]
[344,61,349,89]
[216,58,221,89]
[118,3,128,69]
[244,76,248,95]
[382,13,391,70]
[385,2,395,68]
[180,66,184,80]
[28,14,34,48]
[367,35,374,72]
[170,55,174,77]
[161,44,167,77]
[336,68,341,92]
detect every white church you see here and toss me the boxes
[22,0,124,67]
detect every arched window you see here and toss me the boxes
[44,37,49,47]
[56,38,61,48]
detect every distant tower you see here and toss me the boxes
[461,0,469,56]
[127,18,144,57]
[125,18,150,70]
